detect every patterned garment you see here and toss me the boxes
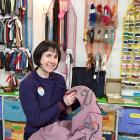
[29,86,102,140]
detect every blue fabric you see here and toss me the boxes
[20,52,27,70]
[10,52,18,71]
[89,4,96,27]
[48,15,53,41]
[102,133,112,140]
[19,70,67,136]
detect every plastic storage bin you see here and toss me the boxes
[5,121,25,140]
[3,97,26,122]
[118,108,140,134]
[102,111,116,132]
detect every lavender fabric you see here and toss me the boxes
[29,86,102,140]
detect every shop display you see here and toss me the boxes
[0,0,33,92]
[1,0,140,140]
[44,0,76,88]
[121,0,140,88]
[120,1,140,138]
[0,1,32,139]
[83,0,118,71]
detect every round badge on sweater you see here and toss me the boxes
[37,87,45,96]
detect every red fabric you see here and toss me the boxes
[6,21,10,43]
[97,4,102,14]
[102,5,111,26]
[14,53,22,65]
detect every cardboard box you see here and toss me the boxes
[105,78,123,104]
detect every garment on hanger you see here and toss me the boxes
[45,14,49,40]
[63,11,67,51]
[53,0,60,43]
[66,53,73,89]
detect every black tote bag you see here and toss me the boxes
[71,67,106,98]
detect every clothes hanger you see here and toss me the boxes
[46,0,55,15]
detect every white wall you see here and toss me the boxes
[32,0,132,78]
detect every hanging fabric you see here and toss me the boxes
[23,0,28,48]
[45,0,55,40]
[89,3,96,27]
[45,14,49,40]
[5,0,11,15]
[66,51,73,89]
[53,0,60,44]
[63,11,67,51]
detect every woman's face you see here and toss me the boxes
[40,49,59,73]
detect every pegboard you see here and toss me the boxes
[83,0,118,71]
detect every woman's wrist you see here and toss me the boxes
[57,101,66,112]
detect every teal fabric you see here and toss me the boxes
[118,135,140,140]
[0,20,4,44]
[65,107,81,120]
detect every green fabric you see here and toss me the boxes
[0,89,19,96]
[97,97,108,103]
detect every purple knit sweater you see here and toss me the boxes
[19,70,67,136]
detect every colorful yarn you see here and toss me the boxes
[96,4,102,23]
[102,5,111,26]
[89,4,96,27]
[97,4,102,14]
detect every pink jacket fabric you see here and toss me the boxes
[29,86,102,140]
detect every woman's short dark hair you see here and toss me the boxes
[33,40,61,67]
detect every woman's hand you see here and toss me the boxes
[63,91,77,106]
